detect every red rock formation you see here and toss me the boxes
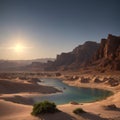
[93,34,120,70]
[52,41,100,70]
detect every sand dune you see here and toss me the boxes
[0,79,60,94]
[0,100,39,120]
[0,100,76,120]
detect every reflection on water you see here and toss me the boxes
[33,78,112,105]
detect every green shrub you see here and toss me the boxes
[31,101,58,116]
[73,108,86,114]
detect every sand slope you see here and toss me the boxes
[0,100,76,120]
[0,100,39,120]
[0,77,120,120]
[0,79,60,94]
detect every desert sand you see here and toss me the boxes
[0,73,120,120]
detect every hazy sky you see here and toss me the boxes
[0,0,120,60]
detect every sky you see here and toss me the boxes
[0,0,120,60]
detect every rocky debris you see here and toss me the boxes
[80,77,91,83]
[103,77,110,82]
[67,76,79,81]
[104,104,117,110]
[29,78,41,84]
[19,76,29,80]
[76,76,120,86]
[55,72,62,77]
[0,73,17,79]
[107,78,119,87]
[93,77,109,83]
[70,101,79,105]
[94,78,104,83]
[72,76,79,80]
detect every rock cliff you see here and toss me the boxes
[45,41,99,70]
[93,34,120,70]
[26,34,120,71]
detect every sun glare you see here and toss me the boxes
[14,44,24,52]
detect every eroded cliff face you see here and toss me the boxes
[49,41,100,70]
[93,34,120,70]
[55,53,75,66]
[45,34,120,71]
[72,41,100,64]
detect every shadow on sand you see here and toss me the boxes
[0,95,34,105]
[37,111,76,120]
[77,112,108,120]
[103,105,120,112]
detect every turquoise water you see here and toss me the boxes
[33,78,112,105]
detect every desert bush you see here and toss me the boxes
[31,101,58,116]
[73,108,86,114]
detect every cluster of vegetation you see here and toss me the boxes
[31,101,59,116]
[73,108,86,114]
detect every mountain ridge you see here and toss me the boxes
[0,34,119,72]
[44,34,120,71]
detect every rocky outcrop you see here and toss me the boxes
[93,34,120,70]
[55,52,75,66]
[80,77,90,83]
[106,78,119,87]
[94,34,120,60]
[72,41,100,64]
[47,41,100,70]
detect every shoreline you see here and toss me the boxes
[57,78,120,119]
[0,85,113,106]
[0,75,120,120]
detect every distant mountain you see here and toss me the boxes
[0,58,55,71]
[92,34,120,70]
[11,58,55,64]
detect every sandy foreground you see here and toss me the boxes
[0,76,120,120]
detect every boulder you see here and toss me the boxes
[80,77,90,83]
[107,78,119,86]
[70,101,79,105]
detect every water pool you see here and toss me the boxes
[33,78,112,105]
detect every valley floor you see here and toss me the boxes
[0,72,120,120]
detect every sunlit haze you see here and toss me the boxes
[13,44,26,53]
[0,0,120,60]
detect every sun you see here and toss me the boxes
[14,44,24,52]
